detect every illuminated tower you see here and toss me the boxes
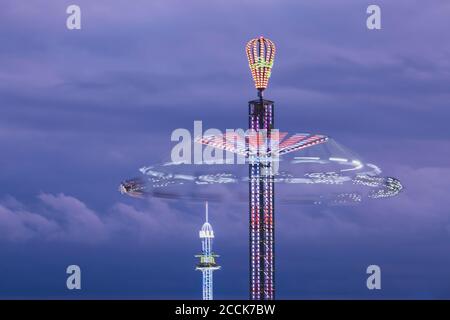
[246,36,276,300]
[195,202,220,300]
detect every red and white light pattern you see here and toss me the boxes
[195,132,328,158]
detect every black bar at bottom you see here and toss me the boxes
[0,300,448,319]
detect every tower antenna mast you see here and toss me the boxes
[195,202,220,300]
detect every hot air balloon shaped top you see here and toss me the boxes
[246,36,276,92]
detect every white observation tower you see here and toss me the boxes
[195,202,220,300]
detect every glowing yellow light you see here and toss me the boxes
[246,36,276,91]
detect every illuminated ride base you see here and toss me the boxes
[248,96,275,300]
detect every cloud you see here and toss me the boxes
[38,193,108,242]
[0,201,59,242]
[2,162,450,246]
[0,193,193,244]
[275,164,450,244]
[106,199,197,243]
[2,0,450,140]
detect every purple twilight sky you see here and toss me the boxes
[0,0,450,299]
